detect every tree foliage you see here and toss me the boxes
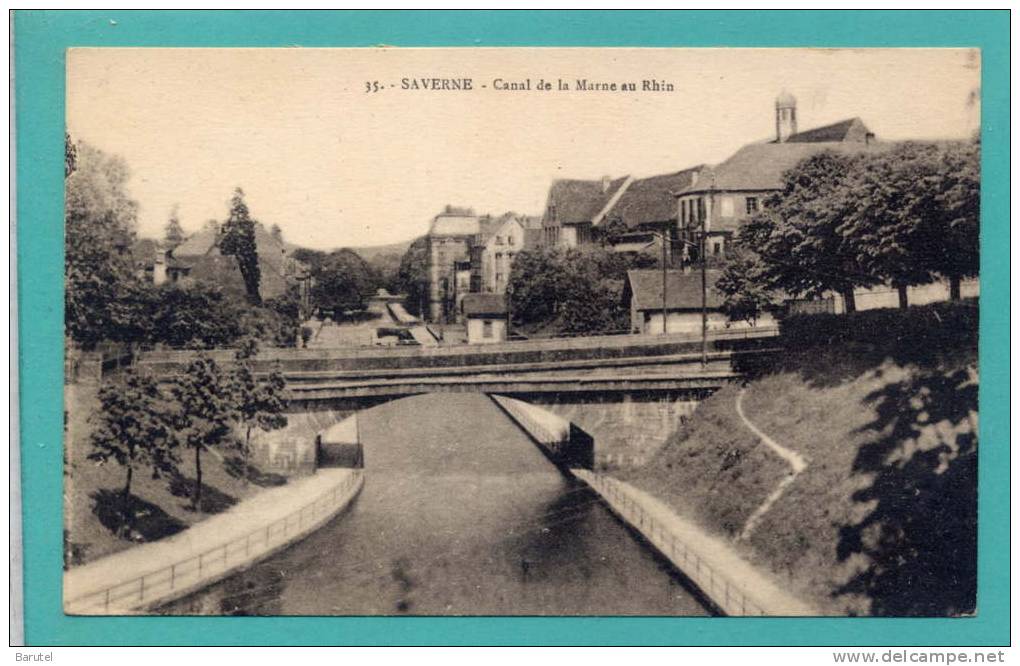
[219,188,262,306]
[165,355,234,511]
[728,143,979,313]
[164,205,186,248]
[228,339,287,484]
[507,246,647,335]
[88,370,177,510]
[64,139,146,348]
[715,244,780,325]
[148,283,244,349]
[394,237,429,316]
[308,248,378,316]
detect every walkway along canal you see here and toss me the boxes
[158,393,711,615]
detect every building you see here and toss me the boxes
[166,221,311,306]
[623,269,777,336]
[461,293,508,344]
[469,213,541,295]
[541,175,631,247]
[425,206,480,322]
[538,165,713,259]
[130,238,168,285]
[675,91,879,260]
[599,166,707,259]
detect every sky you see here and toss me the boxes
[67,48,980,250]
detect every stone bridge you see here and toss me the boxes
[134,327,779,475]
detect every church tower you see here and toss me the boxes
[775,90,798,142]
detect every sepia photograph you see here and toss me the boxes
[59,46,980,619]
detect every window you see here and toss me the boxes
[483,320,493,338]
[720,197,734,218]
[508,235,515,246]
[495,252,503,260]
[745,197,759,214]
[495,236,504,245]
[496,272,504,283]
[713,241,722,256]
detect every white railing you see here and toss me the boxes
[67,470,363,614]
[581,472,768,616]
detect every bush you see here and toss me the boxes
[779,300,978,359]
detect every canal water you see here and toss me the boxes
[159,393,709,616]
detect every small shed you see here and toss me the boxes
[461,293,508,344]
[624,269,779,335]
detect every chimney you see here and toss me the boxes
[601,175,611,193]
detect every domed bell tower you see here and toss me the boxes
[775,90,797,142]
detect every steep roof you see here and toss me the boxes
[784,117,872,144]
[169,222,297,300]
[625,269,725,312]
[605,167,705,228]
[543,176,630,225]
[461,293,507,317]
[171,226,219,259]
[680,141,887,194]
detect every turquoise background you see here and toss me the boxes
[14,10,1010,646]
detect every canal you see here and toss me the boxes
[159,393,709,616]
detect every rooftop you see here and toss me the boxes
[605,167,706,228]
[543,176,630,226]
[461,293,508,317]
[625,269,725,312]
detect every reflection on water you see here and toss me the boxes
[160,394,708,616]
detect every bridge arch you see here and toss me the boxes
[247,387,706,477]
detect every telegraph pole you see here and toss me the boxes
[661,224,668,335]
[700,204,708,369]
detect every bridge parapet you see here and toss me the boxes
[134,327,778,377]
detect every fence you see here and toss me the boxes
[66,469,363,615]
[580,471,767,616]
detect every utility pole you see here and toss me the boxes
[661,224,669,335]
[700,200,709,369]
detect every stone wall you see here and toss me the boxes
[508,391,701,470]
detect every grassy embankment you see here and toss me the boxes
[64,384,287,568]
[622,301,978,616]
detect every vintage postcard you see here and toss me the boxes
[60,46,980,618]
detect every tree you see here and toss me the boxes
[735,151,881,312]
[87,370,177,525]
[393,237,429,316]
[309,248,378,316]
[908,141,980,300]
[148,283,244,349]
[219,188,262,306]
[229,339,288,485]
[165,355,234,511]
[507,245,638,335]
[716,245,780,325]
[164,205,186,249]
[65,140,148,348]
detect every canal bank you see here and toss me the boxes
[493,394,817,616]
[64,468,363,615]
[158,393,710,616]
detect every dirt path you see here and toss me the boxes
[735,388,807,541]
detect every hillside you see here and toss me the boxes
[64,384,287,568]
[621,301,978,616]
[347,239,415,263]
